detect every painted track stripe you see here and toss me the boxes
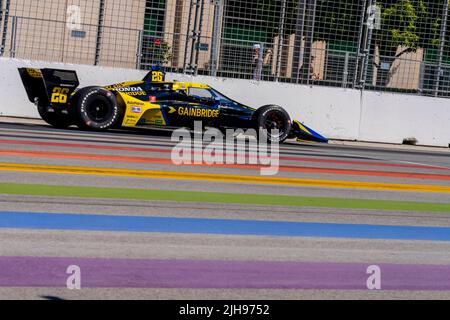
[2,149,450,181]
[1,256,450,290]
[0,162,449,193]
[1,183,450,213]
[1,138,448,171]
[0,127,177,144]
[4,130,449,168]
[2,125,450,159]
[1,211,450,241]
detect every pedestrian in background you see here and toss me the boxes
[252,44,262,81]
[252,45,273,81]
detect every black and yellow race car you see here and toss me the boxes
[18,66,327,143]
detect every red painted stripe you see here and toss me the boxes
[1,148,450,181]
[0,138,448,171]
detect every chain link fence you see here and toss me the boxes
[1,0,450,98]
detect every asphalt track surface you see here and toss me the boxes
[0,120,449,300]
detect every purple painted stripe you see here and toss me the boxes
[1,257,450,290]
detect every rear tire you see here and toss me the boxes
[37,105,73,129]
[72,86,120,131]
[253,105,292,143]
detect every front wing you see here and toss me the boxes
[292,120,328,143]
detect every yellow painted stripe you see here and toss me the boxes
[0,162,449,193]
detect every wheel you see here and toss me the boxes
[37,104,73,129]
[253,105,292,143]
[71,86,120,131]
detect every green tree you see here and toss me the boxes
[288,0,364,82]
[225,0,447,84]
[371,0,445,86]
[314,0,365,48]
[294,0,445,84]
[375,0,444,58]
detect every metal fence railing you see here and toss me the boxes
[1,0,450,98]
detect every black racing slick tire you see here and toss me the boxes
[72,87,120,131]
[37,105,73,129]
[253,105,292,143]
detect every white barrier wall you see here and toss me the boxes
[360,91,450,147]
[0,58,449,147]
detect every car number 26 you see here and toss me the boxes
[51,87,70,104]
[151,71,164,82]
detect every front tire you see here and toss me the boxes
[37,105,73,129]
[253,105,292,143]
[72,87,120,131]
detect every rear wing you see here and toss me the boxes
[18,68,80,106]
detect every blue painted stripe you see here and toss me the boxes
[0,211,449,241]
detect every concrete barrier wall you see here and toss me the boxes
[0,58,449,147]
[360,91,450,147]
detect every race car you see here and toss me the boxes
[18,66,328,143]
